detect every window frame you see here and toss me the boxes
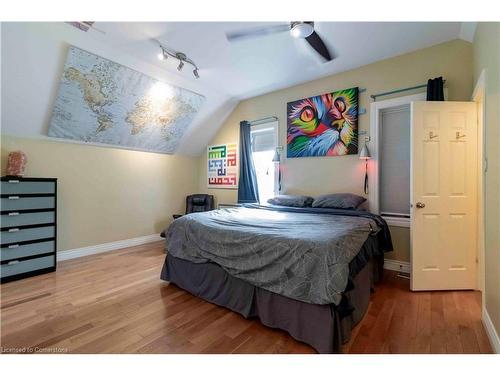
[369,92,426,228]
[250,120,279,201]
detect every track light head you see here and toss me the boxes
[177,60,184,71]
[157,48,167,61]
[193,68,199,79]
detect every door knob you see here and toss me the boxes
[416,202,426,208]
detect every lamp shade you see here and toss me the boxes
[272,148,281,163]
[359,143,371,160]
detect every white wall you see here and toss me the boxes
[473,22,500,350]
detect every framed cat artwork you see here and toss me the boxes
[286,87,359,158]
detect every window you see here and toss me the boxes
[379,105,411,219]
[251,121,278,204]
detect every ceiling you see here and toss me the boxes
[94,22,472,101]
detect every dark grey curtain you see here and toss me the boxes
[426,77,444,101]
[237,121,260,203]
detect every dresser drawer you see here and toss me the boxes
[1,180,55,195]
[1,225,55,245]
[1,196,55,211]
[1,240,54,261]
[1,255,55,278]
[1,211,55,228]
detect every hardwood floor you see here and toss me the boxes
[0,241,493,354]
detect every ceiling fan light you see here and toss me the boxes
[290,22,314,39]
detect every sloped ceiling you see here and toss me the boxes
[1,22,475,156]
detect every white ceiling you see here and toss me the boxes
[95,22,469,101]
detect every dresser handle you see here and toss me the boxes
[7,180,20,184]
[8,228,19,232]
[8,244,19,249]
[7,260,20,266]
[8,196,19,200]
[8,212,20,216]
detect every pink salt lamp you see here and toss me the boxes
[6,151,28,177]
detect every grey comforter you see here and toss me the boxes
[163,204,392,305]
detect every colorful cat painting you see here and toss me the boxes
[287,87,359,157]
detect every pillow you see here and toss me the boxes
[267,195,314,208]
[312,193,366,209]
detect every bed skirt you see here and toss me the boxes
[161,254,382,353]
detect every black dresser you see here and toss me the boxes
[1,176,57,283]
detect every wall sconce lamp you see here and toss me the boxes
[272,146,283,193]
[359,142,371,194]
[272,148,281,163]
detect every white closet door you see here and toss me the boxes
[411,101,477,291]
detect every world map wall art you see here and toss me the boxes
[207,143,238,189]
[48,46,205,154]
[287,87,359,158]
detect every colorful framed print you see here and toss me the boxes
[207,143,238,189]
[287,87,359,157]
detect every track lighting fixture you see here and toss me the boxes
[155,41,200,79]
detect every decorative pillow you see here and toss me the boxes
[267,195,314,208]
[312,193,366,209]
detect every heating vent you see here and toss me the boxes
[66,22,104,34]
[66,22,94,32]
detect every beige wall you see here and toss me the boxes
[199,39,473,263]
[473,23,500,343]
[384,226,410,263]
[1,136,199,251]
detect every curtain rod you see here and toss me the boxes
[248,116,278,125]
[370,80,446,101]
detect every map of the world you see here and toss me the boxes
[48,46,205,154]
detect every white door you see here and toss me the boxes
[411,101,477,291]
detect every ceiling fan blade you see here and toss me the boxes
[305,31,333,61]
[226,24,290,42]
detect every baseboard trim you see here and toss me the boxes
[483,308,500,353]
[57,233,162,262]
[383,259,411,274]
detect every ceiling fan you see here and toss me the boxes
[226,22,334,62]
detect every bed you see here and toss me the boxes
[160,204,393,353]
